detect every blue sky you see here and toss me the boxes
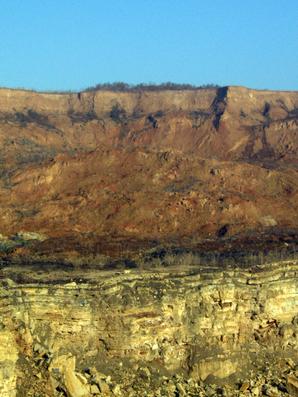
[0,0,297,91]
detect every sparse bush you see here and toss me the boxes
[84,82,220,93]
[147,114,158,128]
[0,109,56,130]
[110,104,127,123]
[67,110,97,123]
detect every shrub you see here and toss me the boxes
[84,82,220,93]
[110,104,127,123]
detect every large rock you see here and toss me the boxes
[287,375,298,397]
[50,355,91,397]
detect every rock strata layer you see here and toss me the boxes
[0,86,297,249]
[0,85,297,396]
[0,260,297,396]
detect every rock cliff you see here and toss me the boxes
[0,85,297,396]
[0,86,297,252]
[0,260,297,396]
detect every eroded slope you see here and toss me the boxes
[0,86,297,255]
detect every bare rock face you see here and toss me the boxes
[0,86,297,251]
[0,261,297,396]
[0,86,297,396]
[287,374,298,397]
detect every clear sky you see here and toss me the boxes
[0,0,297,91]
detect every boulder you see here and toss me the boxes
[287,375,298,397]
[50,355,91,397]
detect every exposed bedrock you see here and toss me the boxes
[0,85,297,244]
[0,261,297,396]
[0,86,297,396]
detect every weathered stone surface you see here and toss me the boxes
[0,328,18,397]
[287,375,298,397]
[0,260,297,396]
[0,86,296,252]
[0,85,297,396]
[50,355,91,397]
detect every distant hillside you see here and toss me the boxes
[0,85,296,259]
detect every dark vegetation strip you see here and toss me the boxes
[0,236,297,279]
[83,82,220,92]
[0,82,220,94]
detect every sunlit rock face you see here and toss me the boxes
[0,86,297,396]
[0,86,297,245]
[0,261,297,396]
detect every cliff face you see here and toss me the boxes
[0,87,216,114]
[0,86,297,252]
[1,261,297,396]
[0,86,297,396]
[0,86,297,164]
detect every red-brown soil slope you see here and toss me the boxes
[0,86,297,257]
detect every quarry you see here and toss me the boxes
[0,85,297,396]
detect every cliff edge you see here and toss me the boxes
[0,85,297,258]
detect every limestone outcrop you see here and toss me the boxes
[0,85,297,396]
[0,260,297,396]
